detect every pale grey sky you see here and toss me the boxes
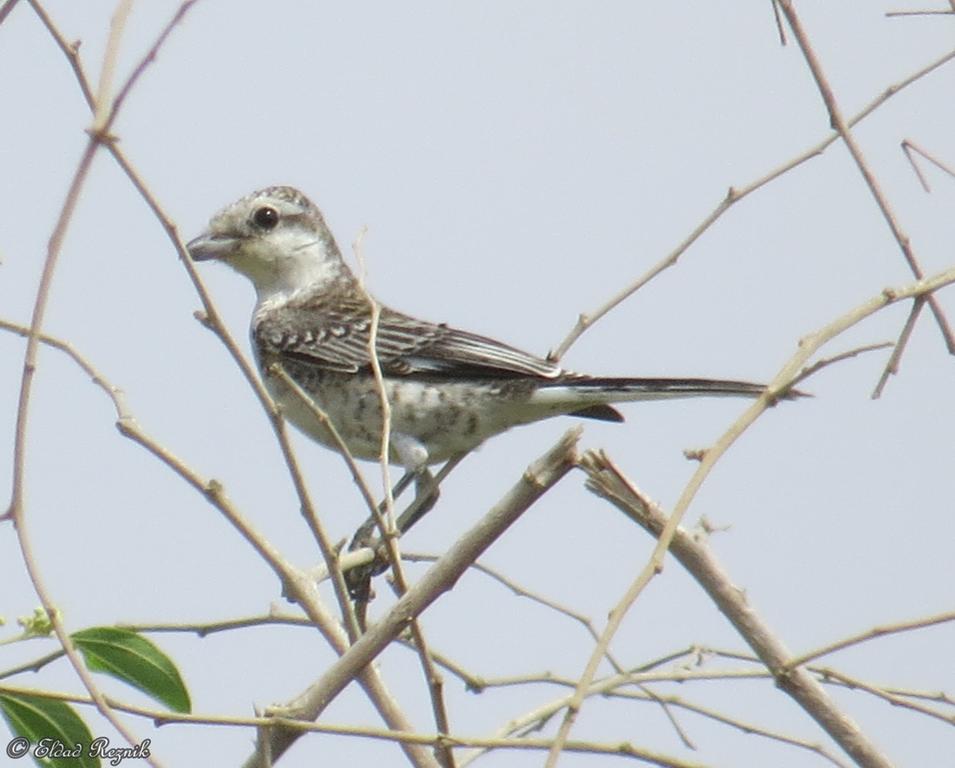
[2,3,954,767]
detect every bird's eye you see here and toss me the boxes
[252,206,279,230]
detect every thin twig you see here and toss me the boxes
[543,378,790,765]
[356,235,456,768]
[91,0,132,131]
[122,613,313,637]
[29,12,445,755]
[101,1,198,131]
[243,429,581,768]
[874,685,955,707]
[475,678,850,768]
[0,0,21,26]
[406,549,694,753]
[59,601,925,768]
[579,453,893,768]
[902,142,933,192]
[384,580,456,768]
[271,265,456,766]
[0,648,70,682]
[2,5,202,764]
[27,0,95,108]
[788,609,955,669]
[886,8,955,17]
[545,264,955,767]
[820,668,955,726]
[901,139,955,193]
[548,44,955,362]
[265,363,372,637]
[870,297,924,398]
[0,680,711,767]
[0,323,360,677]
[108,375,435,768]
[777,0,955,363]
[0,270,427,768]
[0,318,132,415]
[791,341,893,386]
[608,688,851,768]
[769,0,787,46]
[403,552,627,674]
[305,457,467,586]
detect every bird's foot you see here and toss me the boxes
[345,467,440,602]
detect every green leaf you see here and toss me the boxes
[71,627,191,713]
[0,692,99,768]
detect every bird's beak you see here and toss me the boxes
[186,232,237,262]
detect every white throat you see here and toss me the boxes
[233,228,347,311]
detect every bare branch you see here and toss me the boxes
[820,668,955,726]
[886,8,955,17]
[871,298,924,398]
[793,341,893,386]
[90,0,132,131]
[776,0,955,360]
[549,44,955,361]
[788,609,955,668]
[580,452,893,768]
[243,429,581,768]
[0,0,21,26]
[3,4,205,761]
[0,680,706,765]
[901,139,955,192]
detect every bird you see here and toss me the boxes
[187,185,791,496]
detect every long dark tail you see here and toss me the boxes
[531,376,801,423]
[567,377,775,397]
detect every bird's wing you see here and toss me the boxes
[254,295,563,380]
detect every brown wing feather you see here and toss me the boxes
[254,291,562,380]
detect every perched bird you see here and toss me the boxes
[188,186,785,481]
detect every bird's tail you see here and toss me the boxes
[529,376,797,423]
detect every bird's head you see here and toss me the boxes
[187,186,350,306]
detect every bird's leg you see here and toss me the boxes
[375,432,441,534]
[348,469,416,552]
[394,467,439,534]
[346,434,440,601]
[349,434,439,546]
